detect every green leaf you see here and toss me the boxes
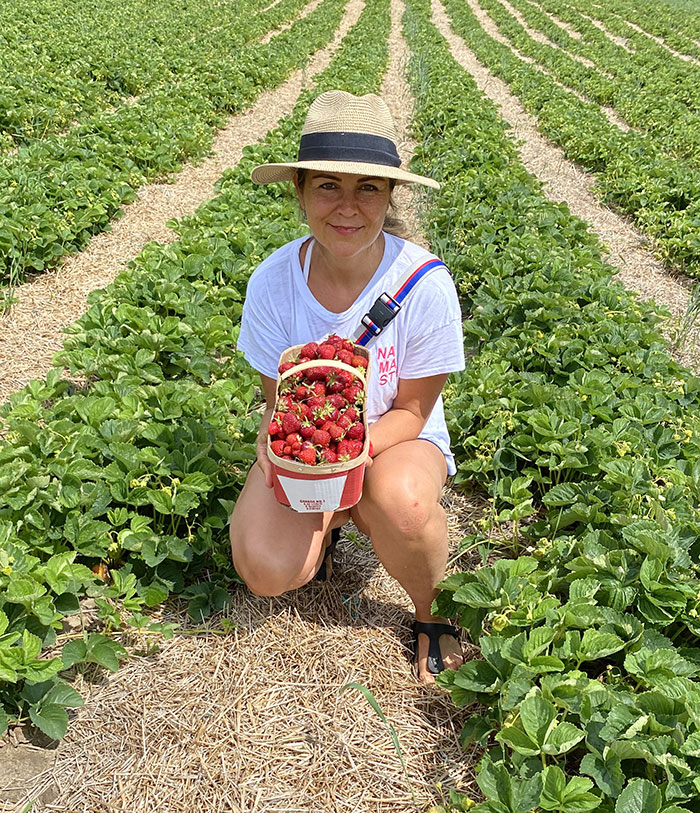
[580,752,624,798]
[28,703,69,740]
[577,630,626,661]
[5,574,46,605]
[43,681,84,708]
[542,721,585,755]
[680,731,700,757]
[453,660,502,693]
[520,693,556,746]
[615,779,662,813]
[476,757,515,808]
[496,724,540,756]
[0,708,7,736]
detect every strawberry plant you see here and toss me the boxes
[0,0,390,740]
[406,0,700,807]
[440,0,700,278]
[0,0,346,288]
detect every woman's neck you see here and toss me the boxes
[311,233,384,284]
[304,233,386,313]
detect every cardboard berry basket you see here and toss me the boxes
[268,343,371,513]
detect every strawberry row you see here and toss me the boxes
[494,0,700,166]
[406,0,700,807]
[0,0,390,741]
[564,0,700,60]
[441,0,700,278]
[0,0,271,152]
[0,0,338,295]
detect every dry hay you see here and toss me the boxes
[11,485,487,813]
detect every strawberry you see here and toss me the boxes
[346,422,364,441]
[327,372,348,394]
[320,447,338,464]
[277,394,294,412]
[270,440,285,457]
[282,412,302,434]
[310,381,326,397]
[346,440,364,459]
[306,395,325,412]
[328,393,347,410]
[343,385,364,404]
[343,406,359,422]
[327,334,345,347]
[312,429,331,447]
[337,414,353,431]
[295,385,310,400]
[318,343,336,359]
[301,342,319,359]
[298,448,317,465]
[268,420,282,436]
[278,361,296,374]
[336,349,354,365]
[336,439,351,461]
[341,339,356,353]
[300,420,315,439]
[323,421,344,441]
[351,355,368,370]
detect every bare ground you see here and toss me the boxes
[0,0,365,404]
[433,0,700,373]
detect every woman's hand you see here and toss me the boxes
[256,407,275,489]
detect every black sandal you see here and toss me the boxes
[314,528,340,582]
[412,620,462,675]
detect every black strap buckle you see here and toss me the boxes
[361,293,401,337]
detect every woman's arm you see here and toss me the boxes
[368,373,449,458]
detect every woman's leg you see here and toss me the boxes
[351,439,463,683]
[229,464,350,596]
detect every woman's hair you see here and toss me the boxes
[295,169,407,239]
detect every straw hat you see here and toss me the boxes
[251,90,440,189]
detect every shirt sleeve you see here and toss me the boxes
[236,269,291,379]
[399,267,465,379]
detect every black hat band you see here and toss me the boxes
[298,131,401,168]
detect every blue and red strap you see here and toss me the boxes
[354,257,447,347]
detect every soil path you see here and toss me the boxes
[0,0,364,405]
[432,0,700,373]
[2,3,485,811]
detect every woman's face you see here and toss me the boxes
[294,170,391,262]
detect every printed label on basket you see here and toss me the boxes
[277,473,348,512]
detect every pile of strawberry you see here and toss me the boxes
[269,335,368,466]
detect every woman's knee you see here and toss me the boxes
[230,522,318,596]
[359,468,443,538]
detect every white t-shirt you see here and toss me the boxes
[237,232,465,474]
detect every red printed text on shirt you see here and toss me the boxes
[377,345,397,386]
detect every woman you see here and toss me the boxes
[230,90,465,683]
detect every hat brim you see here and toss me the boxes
[251,160,440,189]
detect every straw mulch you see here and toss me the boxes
[11,487,487,813]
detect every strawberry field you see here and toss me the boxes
[2,0,700,809]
